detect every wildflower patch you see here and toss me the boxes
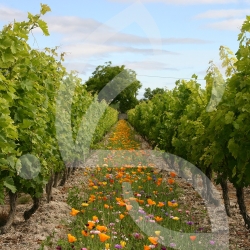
[56,120,217,250]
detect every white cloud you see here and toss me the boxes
[46,16,111,36]
[62,43,177,59]
[0,5,26,23]
[124,60,178,71]
[0,4,210,63]
[43,15,210,45]
[108,0,237,5]
[195,9,250,19]
[62,62,96,75]
[206,18,244,30]
[38,15,210,59]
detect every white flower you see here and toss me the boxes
[90,230,100,234]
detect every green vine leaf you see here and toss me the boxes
[40,4,51,15]
[37,19,49,36]
[3,177,17,193]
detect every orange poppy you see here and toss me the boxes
[96,225,107,232]
[87,221,95,230]
[81,230,89,236]
[147,199,156,205]
[190,236,196,241]
[170,172,177,178]
[93,216,98,222]
[168,178,175,184]
[68,234,77,243]
[157,202,165,207]
[70,208,80,216]
[126,204,133,211]
[155,216,163,222]
[118,201,126,206]
[99,233,110,242]
[89,182,94,187]
[148,236,158,245]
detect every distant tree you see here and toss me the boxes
[85,62,141,112]
[143,87,165,100]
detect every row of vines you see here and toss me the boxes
[0,4,118,233]
[128,16,250,229]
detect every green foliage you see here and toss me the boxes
[219,46,237,77]
[85,61,142,112]
[143,87,165,100]
[128,15,250,190]
[0,5,118,204]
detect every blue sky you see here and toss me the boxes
[0,0,249,98]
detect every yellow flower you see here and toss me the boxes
[129,197,137,201]
[82,202,89,207]
[120,240,126,247]
[155,231,161,236]
[172,216,179,220]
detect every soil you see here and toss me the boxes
[0,130,249,250]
